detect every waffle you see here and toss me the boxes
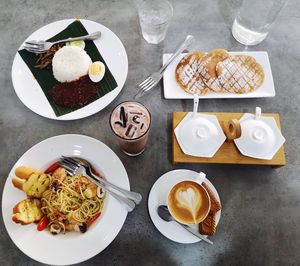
[202,182,222,214]
[199,212,216,236]
[198,49,230,92]
[216,55,264,94]
[175,52,210,95]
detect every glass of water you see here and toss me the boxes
[232,0,288,45]
[138,0,173,44]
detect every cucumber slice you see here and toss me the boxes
[65,40,85,49]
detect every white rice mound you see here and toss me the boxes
[52,46,92,83]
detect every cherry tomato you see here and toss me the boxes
[90,167,100,177]
[87,212,101,228]
[44,162,60,174]
[37,216,49,231]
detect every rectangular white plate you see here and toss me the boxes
[163,51,275,99]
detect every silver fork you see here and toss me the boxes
[70,157,142,204]
[23,31,101,54]
[134,35,194,99]
[59,156,137,212]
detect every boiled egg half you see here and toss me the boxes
[89,61,106,83]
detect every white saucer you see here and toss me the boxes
[148,169,221,244]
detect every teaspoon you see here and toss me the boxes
[157,205,213,245]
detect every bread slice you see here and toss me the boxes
[12,198,43,225]
[12,176,26,190]
[12,166,39,190]
[15,166,40,180]
[12,167,50,198]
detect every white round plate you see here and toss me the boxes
[148,169,221,244]
[2,134,129,265]
[11,19,128,120]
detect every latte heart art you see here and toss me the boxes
[176,187,202,223]
[168,180,210,225]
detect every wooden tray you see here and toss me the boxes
[172,112,286,167]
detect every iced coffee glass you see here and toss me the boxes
[110,101,151,156]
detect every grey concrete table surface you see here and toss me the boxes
[0,0,299,265]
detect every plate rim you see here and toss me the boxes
[11,18,128,120]
[1,134,129,265]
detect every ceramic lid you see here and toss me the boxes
[175,95,226,158]
[234,107,285,160]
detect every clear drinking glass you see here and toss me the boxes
[138,0,173,44]
[232,0,288,45]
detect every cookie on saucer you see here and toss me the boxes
[199,212,216,236]
[202,182,222,213]
[199,182,222,236]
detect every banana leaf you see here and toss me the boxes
[18,20,118,117]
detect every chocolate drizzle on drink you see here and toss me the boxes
[120,106,127,127]
[125,124,137,138]
[140,123,144,130]
[133,115,140,124]
[114,106,128,128]
[130,111,143,115]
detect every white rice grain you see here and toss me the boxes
[52,46,92,83]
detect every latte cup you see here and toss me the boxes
[167,180,211,225]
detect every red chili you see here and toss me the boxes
[93,170,101,177]
[37,216,49,231]
[87,212,101,228]
[44,162,60,174]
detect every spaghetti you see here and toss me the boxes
[41,172,105,234]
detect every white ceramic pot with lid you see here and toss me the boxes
[234,107,285,160]
[174,95,226,158]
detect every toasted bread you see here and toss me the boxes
[15,166,41,180]
[12,166,41,190]
[12,176,26,190]
[12,198,43,225]
[12,167,50,198]
[199,212,216,236]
